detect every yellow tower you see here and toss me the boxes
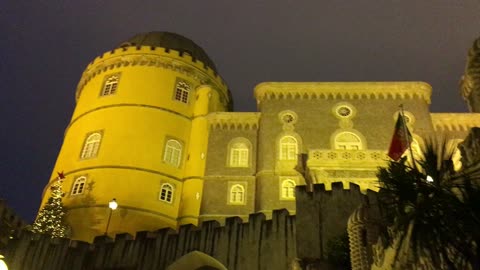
[39,32,231,242]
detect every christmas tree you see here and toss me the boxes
[31,172,68,238]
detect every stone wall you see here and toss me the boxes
[2,183,375,270]
[2,210,296,270]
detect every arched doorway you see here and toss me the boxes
[166,251,227,270]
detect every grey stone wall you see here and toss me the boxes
[3,182,377,270]
[2,210,296,270]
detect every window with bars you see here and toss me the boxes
[80,132,102,159]
[159,183,174,203]
[279,136,298,160]
[71,176,86,195]
[281,179,296,199]
[174,81,190,103]
[101,74,119,96]
[230,184,245,204]
[334,132,363,150]
[163,139,182,167]
[229,142,249,167]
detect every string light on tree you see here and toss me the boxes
[31,172,69,238]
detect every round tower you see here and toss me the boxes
[461,37,480,112]
[40,32,231,242]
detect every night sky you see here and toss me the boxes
[1,1,479,223]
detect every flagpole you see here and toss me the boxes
[399,104,417,169]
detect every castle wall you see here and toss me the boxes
[4,183,375,270]
[3,210,296,270]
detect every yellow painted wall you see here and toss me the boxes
[40,46,229,242]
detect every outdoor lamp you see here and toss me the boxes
[0,254,8,270]
[104,198,118,235]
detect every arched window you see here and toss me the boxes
[81,132,102,159]
[334,132,362,150]
[101,74,119,96]
[229,184,245,204]
[174,81,190,103]
[164,139,182,167]
[71,176,86,195]
[229,141,249,167]
[279,136,298,160]
[159,183,174,203]
[281,179,296,199]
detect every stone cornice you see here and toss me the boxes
[254,82,432,105]
[207,112,260,130]
[75,46,231,108]
[431,113,480,132]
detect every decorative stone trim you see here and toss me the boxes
[333,102,356,119]
[75,46,230,107]
[431,113,480,131]
[207,112,260,130]
[308,149,388,169]
[254,82,432,105]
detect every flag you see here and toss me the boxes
[388,114,412,161]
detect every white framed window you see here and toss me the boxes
[159,183,174,203]
[101,74,119,96]
[80,132,102,159]
[230,142,249,167]
[71,176,86,195]
[174,81,190,103]
[163,139,182,167]
[281,179,296,199]
[229,184,245,204]
[280,136,298,160]
[334,132,362,150]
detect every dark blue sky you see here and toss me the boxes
[1,1,479,222]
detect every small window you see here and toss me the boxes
[101,74,119,96]
[80,132,102,159]
[229,184,245,204]
[334,132,362,150]
[279,136,298,160]
[174,81,190,103]
[159,183,174,203]
[71,176,86,195]
[281,179,296,199]
[230,142,249,167]
[163,139,182,167]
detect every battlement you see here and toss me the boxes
[3,209,296,270]
[207,112,261,130]
[3,182,379,269]
[254,82,432,105]
[76,45,229,102]
[431,113,480,131]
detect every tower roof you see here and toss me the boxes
[118,32,218,73]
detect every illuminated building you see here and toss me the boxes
[38,32,480,243]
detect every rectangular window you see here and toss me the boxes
[101,74,120,96]
[174,80,191,104]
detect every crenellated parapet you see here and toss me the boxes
[207,112,260,130]
[75,46,230,106]
[254,82,432,106]
[3,209,296,270]
[430,113,480,131]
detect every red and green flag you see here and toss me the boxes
[388,114,412,161]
